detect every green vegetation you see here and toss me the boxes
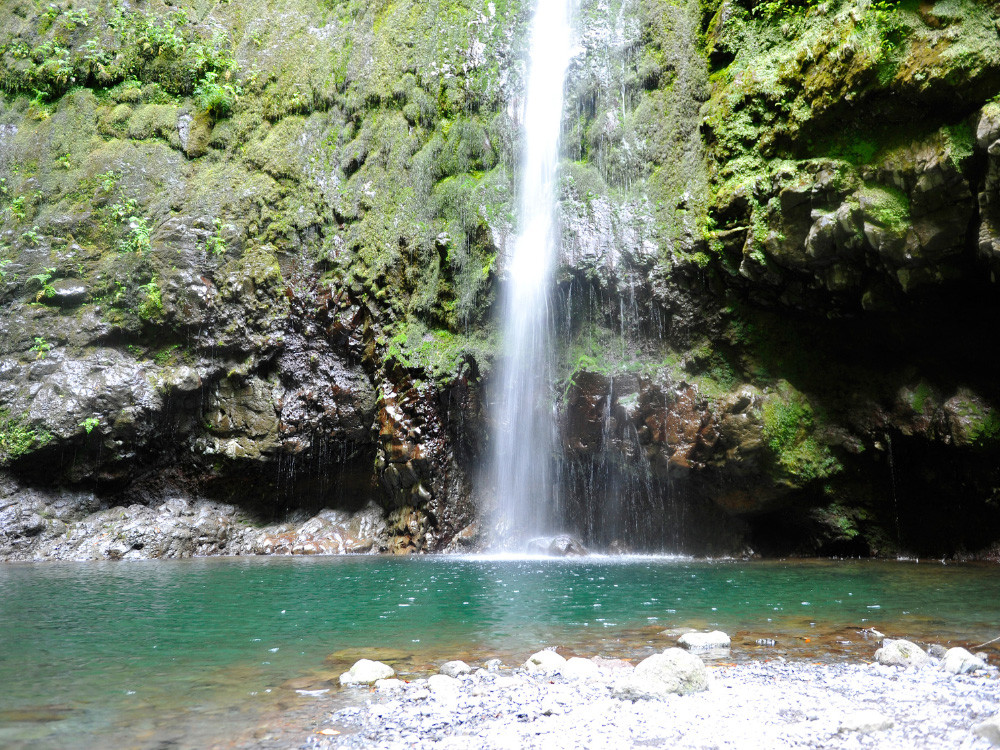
[760,383,841,484]
[0,410,51,461]
[28,267,56,301]
[118,217,152,255]
[205,219,230,257]
[79,417,100,434]
[30,336,51,359]
[858,185,909,233]
[137,278,164,322]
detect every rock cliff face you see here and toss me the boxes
[1,0,999,560]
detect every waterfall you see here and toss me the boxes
[489,0,573,546]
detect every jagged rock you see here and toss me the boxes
[340,659,395,685]
[440,660,472,678]
[874,639,930,669]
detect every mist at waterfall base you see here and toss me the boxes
[488,0,572,548]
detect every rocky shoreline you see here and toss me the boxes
[300,639,1000,750]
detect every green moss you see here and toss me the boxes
[910,381,932,413]
[386,317,494,381]
[0,410,52,462]
[942,121,975,171]
[953,398,1000,446]
[760,382,841,484]
[858,184,910,233]
[137,277,164,322]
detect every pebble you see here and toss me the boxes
[838,709,893,733]
[314,654,1000,750]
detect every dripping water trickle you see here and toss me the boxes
[489,0,574,547]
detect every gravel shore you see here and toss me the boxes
[308,655,1000,749]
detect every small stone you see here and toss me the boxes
[874,639,930,668]
[839,709,894,733]
[374,679,406,692]
[339,659,395,685]
[484,658,504,671]
[524,649,566,673]
[427,674,461,694]
[678,631,731,651]
[941,647,986,675]
[440,660,472,678]
[973,712,1000,746]
[927,644,948,659]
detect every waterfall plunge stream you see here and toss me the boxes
[489,0,573,546]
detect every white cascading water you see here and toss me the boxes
[489,0,573,546]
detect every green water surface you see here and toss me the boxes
[1,556,998,748]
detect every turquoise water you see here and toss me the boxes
[2,556,999,748]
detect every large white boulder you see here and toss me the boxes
[941,647,986,675]
[874,639,930,668]
[339,659,395,685]
[612,648,709,700]
[524,649,567,673]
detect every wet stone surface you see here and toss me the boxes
[304,657,1000,749]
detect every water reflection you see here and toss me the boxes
[1,556,998,748]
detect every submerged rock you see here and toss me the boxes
[340,659,395,685]
[874,639,930,669]
[525,535,588,557]
[440,660,472,678]
[612,648,709,700]
[941,647,987,675]
[678,631,731,651]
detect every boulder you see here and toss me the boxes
[339,659,395,685]
[973,712,1000,746]
[612,648,709,700]
[874,639,930,668]
[523,650,566,673]
[561,657,602,681]
[526,535,588,556]
[839,709,894,733]
[941,647,986,675]
[927,644,948,659]
[678,631,731,651]
[440,660,472,678]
